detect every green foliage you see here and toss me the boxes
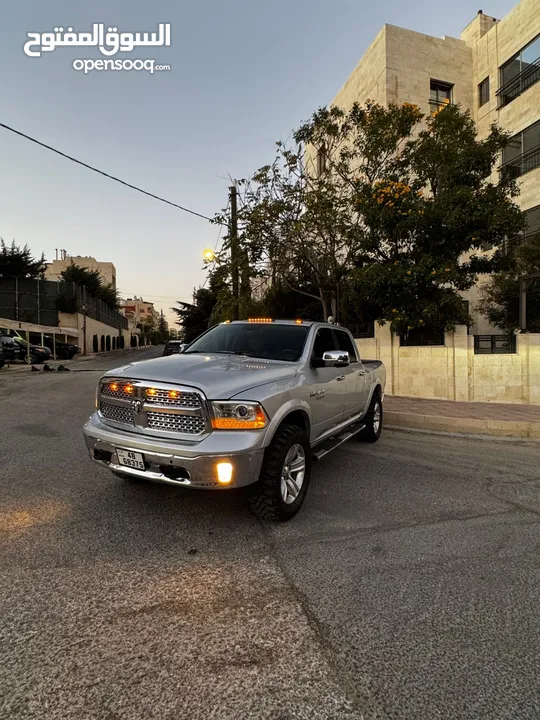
[0,239,47,279]
[478,233,540,332]
[60,261,120,310]
[210,101,525,333]
[172,268,229,343]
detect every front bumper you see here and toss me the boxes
[83,412,265,489]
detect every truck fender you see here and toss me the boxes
[262,399,312,448]
[361,381,383,418]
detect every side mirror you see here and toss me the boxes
[322,350,350,367]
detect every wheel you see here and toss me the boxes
[248,424,312,522]
[23,353,38,365]
[359,392,383,443]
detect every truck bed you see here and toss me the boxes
[362,360,383,371]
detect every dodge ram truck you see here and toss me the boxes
[83,319,386,521]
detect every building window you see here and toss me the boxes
[316,144,327,177]
[478,77,490,107]
[501,120,540,178]
[429,80,452,115]
[518,204,540,245]
[498,34,540,107]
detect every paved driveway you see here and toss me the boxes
[1,351,539,719]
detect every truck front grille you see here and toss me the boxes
[146,412,206,434]
[98,379,209,438]
[100,401,133,425]
[145,388,201,408]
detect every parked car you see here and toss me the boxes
[29,333,80,360]
[162,340,186,356]
[84,319,386,521]
[0,335,24,363]
[0,349,5,370]
[12,337,51,364]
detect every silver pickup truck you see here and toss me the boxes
[83,319,386,521]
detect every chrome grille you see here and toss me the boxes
[100,401,133,425]
[98,379,208,437]
[144,389,201,408]
[101,384,133,402]
[146,412,206,435]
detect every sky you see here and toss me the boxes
[0,0,517,326]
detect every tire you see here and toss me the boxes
[23,353,38,365]
[359,391,383,443]
[248,424,312,522]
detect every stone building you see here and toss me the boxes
[330,0,540,333]
[45,251,117,290]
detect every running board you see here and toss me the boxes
[312,423,366,461]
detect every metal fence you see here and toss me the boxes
[474,334,517,354]
[0,278,128,331]
[400,327,445,347]
[343,321,375,339]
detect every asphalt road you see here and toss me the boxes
[1,347,540,720]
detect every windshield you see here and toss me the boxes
[185,323,309,362]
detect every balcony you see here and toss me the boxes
[501,143,540,179]
[497,57,540,108]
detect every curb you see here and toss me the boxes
[385,410,540,441]
[0,346,156,373]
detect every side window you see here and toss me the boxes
[312,328,338,360]
[335,330,358,362]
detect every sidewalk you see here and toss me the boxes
[385,395,540,440]
[0,346,152,373]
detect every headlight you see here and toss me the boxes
[211,401,268,430]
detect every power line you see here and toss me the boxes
[0,121,217,223]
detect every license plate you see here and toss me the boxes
[116,449,145,471]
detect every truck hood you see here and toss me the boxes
[104,353,298,399]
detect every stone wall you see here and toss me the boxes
[356,323,540,404]
[58,312,131,354]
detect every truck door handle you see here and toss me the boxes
[357,369,366,375]
[336,376,346,381]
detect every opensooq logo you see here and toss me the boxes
[23,23,171,58]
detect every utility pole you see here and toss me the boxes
[229,184,239,320]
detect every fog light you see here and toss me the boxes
[216,462,233,485]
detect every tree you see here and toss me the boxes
[60,261,120,309]
[0,239,46,279]
[477,233,540,333]
[351,102,524,333]
[217,102,524,332]
[172,268,229,343]
[153,311,170,344]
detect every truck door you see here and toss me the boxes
[334,329,370,421]
[310,327,347,441]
